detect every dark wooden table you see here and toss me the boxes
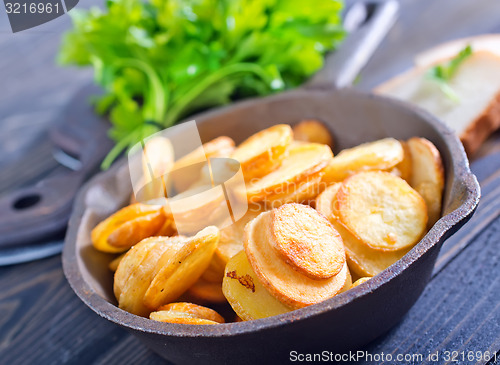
[1,0,499,364]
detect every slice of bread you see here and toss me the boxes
[375,47,500,155]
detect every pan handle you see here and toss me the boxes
[306,0,399,90]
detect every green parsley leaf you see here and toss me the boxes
[427,45,473,101]
[59,0,346,168]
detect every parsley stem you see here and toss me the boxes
[100,127,141,169]
[164,63,269,126]
[113,58,167,122]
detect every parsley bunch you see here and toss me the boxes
[59,0,345,168]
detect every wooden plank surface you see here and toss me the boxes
[1,0,500,364]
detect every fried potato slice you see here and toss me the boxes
[165,184,228,235]
[336,218,409,277]
[243,143,332,203]
[351,277,371,289]
[390,141,412,182]
[150,310,195,321]
[150,310,221,325]
[144,226,220,310]
[263,172,323,209]
[140,136,174,201]
[149,303,224,325]
[157,302,225,323]
[115,236,186,316]
[270,204,345,280]
[171,136,235,193]
[292,120,333,147]
[231,124,292,180]
[244,210,349,308]
[129,136,175,204]
[200,207,265,282]
[314,182,340,221]
[341,266,353,293]
[337,171,427,251]
[107,211,165,250]
[154,217,177,236]
[200,254,227,283]
[108,252,126,272]
[407,137,445,228]
[316,184,410,277]
[340,220,411,276]
[91,203,166,253]
[222,251,292,321]
[187,278,227,304]
[289,140,308,148]
[322,138,404,183]
[113,239,157,300]
[214,206,266,264]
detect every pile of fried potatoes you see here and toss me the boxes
[91,120,444,324]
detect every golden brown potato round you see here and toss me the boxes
[243,143,332,203]
[108,252,126,272]
[337,171,427,251]
[263,172,324,209]
[199,207,266,284]
[222,251,292,321]
[187,278,227,304]
[157,302,225,323]
[107,211,165,250]
[407,137,445,228]
[140,136,175,201]
[390,140,412,182]
[144,226,220,310]
[351,277,371,289]
[314,183,340,220]
[150,312,221,325]
[165,184,228,235]
[91,203,166,253]
[214,206,266,263]
[316,183,410,277]
[244,209,349,308]
[114,236,186,316]
[154,217,177,236]
[171,136,235,193]
[270,204,345,280]
[149,304,224,325]
[230,124,292,180]
[335,218,409,277]
[322,138,404,183]
[341,265,353,293]
[200,254,226,283]
[114,240,157,300]
[292,119,334,147]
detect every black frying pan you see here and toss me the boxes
[62,1,480,363]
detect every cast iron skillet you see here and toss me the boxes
[63,1,480,364]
